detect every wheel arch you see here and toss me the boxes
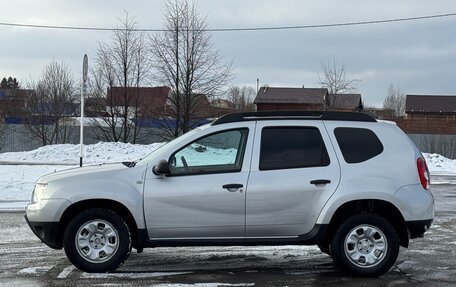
[323,199,409,248]
[57,199,141,251]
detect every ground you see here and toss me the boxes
[0,179,454,287]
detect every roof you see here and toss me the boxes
[254,87,328,104]
[328,94,362,108]
[107,86,171,109]
[406,95,456,113]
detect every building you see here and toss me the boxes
[0,88,34,121]
[395,95,456,134]
[211,99,238,117]
[327,93,363,112]
[254,86,362,112]
[106,86,172,118]
[406,95,456,119]
[254,87,328,111]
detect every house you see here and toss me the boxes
[394,95,456,134]
[363,108,395,120]
[405,95,456,119]
[254,86,363,112]
[211,99,238,117]
[106,86,172,118]
[0,88,34,121]
[327,93,363,112]
[254,87,328,111]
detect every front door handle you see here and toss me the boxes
[310,179,331,185]
[222,184,243,192]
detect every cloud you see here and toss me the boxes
[1,0,455,107]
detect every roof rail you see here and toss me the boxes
[211,111,376,125]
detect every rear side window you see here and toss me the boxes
[260,127,330,170]
[334,127,383,163]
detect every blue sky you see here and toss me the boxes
[1,0,456,106]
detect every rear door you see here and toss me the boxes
[246,120,341,237]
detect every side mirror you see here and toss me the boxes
[153,160,171,175]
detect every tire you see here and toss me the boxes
[63,208,132,273]
[330,214,399,277]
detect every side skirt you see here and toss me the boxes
[137,224,328,248]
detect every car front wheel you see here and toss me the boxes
[330,214,399,277]
[63,208,131,273]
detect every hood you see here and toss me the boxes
[37,163,128,184]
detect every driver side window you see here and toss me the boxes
[169,129,249,175]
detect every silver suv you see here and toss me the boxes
[25,111,434,276]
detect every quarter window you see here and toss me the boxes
[169,129,248,175]
[334,127,383,163]
[260,127,330,170]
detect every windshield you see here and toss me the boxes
[136,124,210,165]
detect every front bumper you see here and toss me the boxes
[24,214,62,249]
[406,219,433,239]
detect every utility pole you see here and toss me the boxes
[80,54,88,167]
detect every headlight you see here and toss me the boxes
[31,183,48,204]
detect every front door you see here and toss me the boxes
[144,124,255,239]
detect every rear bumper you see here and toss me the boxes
[406,219,433,239]
[24,214,62,249]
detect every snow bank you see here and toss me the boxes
[0,142,165,164]
[423,153,456,176]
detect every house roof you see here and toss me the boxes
[328,93,362,108]
[254,87,328,104]
[406,95,456,113]
[107,86,171,109]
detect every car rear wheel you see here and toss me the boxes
[330,214,399,277]
[63,208,131,273]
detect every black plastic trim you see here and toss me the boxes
[137,224,328,248]
[212,111,376,125]
[406,219,433,239]
[24,215,62,249]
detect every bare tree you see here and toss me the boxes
[383,83,406,117]
[151,0,232,140]
[226,86,256,112]
[319,59,359,109]
[90,12,151,143]
[23,61,78,145]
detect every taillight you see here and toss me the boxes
[417,157,430,190]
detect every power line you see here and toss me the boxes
[0,12,455,32]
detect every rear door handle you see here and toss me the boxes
[310,179,331,185]
[223,184,243,192]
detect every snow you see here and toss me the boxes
[423,153,456,176]
[0,143,455,211]
[0,142,165,165]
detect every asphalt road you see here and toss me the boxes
[1,180,455,287]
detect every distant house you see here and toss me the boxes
[106,86,171,118]
[406,95,456,119]
[211,99,237,117]
[254,86,362,112]
[0,88,34,123]
[254,87,328,111]
[363,108,395,120]
[394,95,456,134]
[327,93,363,112]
